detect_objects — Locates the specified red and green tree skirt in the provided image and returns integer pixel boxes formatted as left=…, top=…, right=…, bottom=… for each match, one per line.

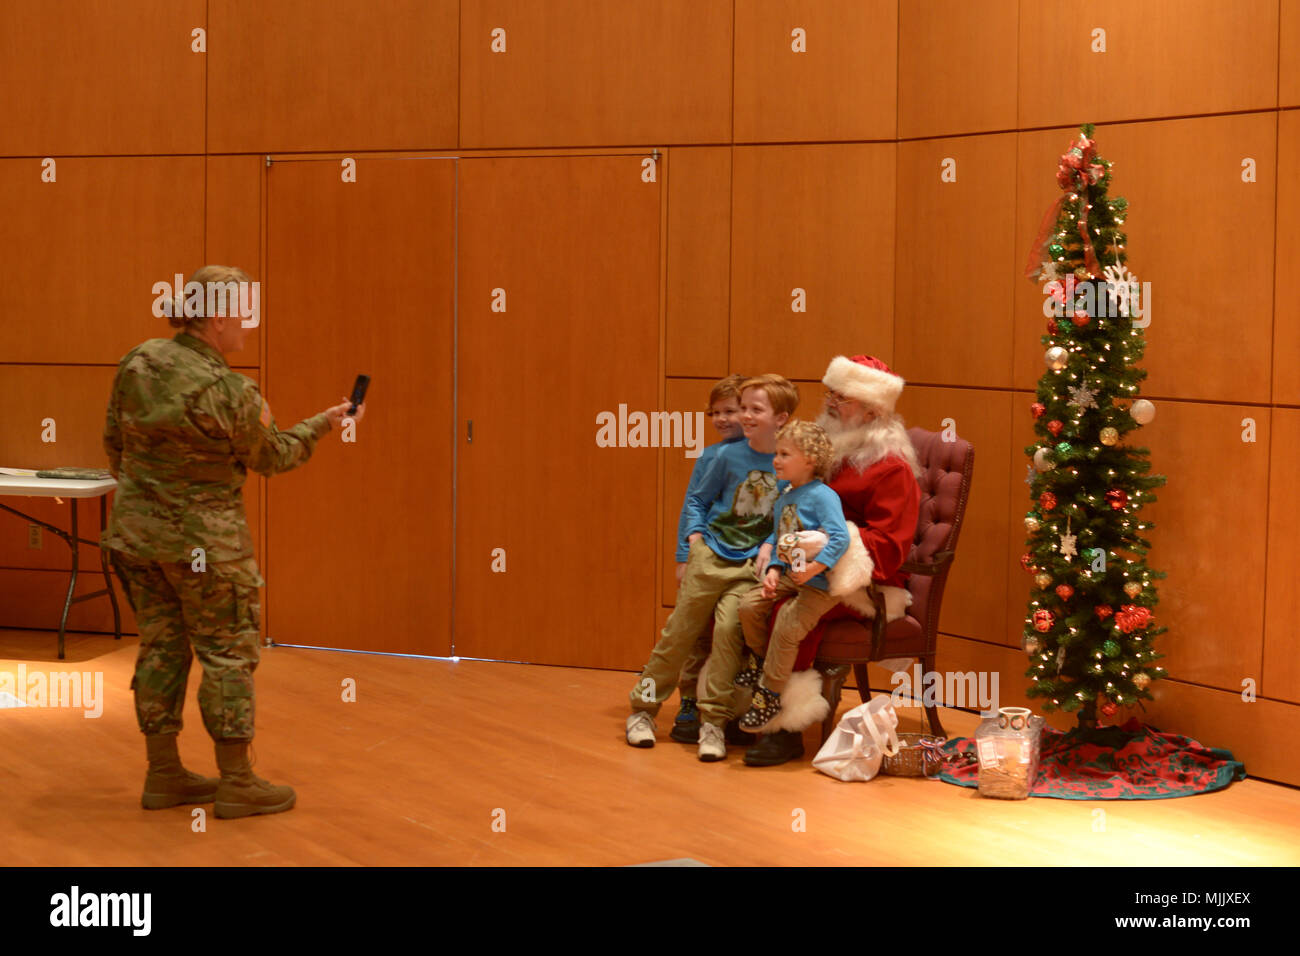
left=1021, top=123, right=1168, bottom=728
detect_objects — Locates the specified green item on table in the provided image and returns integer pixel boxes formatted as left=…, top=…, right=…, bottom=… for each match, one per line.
left=35, top=467, right=114, bottom=480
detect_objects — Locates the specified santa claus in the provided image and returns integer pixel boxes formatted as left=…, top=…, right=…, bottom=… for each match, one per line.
left=742, top=354, right=923, bottom=766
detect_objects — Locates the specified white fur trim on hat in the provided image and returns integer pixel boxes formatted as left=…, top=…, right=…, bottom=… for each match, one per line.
left=823, top=355, right=904, bottom=414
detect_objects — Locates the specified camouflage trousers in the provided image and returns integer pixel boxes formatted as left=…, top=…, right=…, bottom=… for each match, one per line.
left=109, top=550, right=263, bottom=741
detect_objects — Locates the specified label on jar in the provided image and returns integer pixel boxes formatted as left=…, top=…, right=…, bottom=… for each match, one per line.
left=977, top=739, right=999, bottom=768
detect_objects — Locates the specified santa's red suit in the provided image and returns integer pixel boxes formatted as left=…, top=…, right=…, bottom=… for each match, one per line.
left=792, top=453, right=921, bottom=671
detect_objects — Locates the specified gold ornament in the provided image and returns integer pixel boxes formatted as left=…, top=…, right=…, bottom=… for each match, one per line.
left=1025, top=516, right=1041, bottom=533
left=1099, top=427, right=1119, bottom=445
left=1045, top=346, right=1069, bottom=371
left=1025, top=636, right=1041, bottom=654
left=1133, top=673, right=1151, bottom=690
left=1124, top=582, right=1142, bottom=598
left=1035, top=572, right=1052, bottom=589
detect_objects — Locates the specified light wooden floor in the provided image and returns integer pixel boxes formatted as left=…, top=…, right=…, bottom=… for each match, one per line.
left=3, top=628, right=1299, bottom=867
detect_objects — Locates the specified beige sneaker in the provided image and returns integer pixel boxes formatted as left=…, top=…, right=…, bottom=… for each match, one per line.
left=697, top=722, right=726, bottom=762
left=626, top=712, right=656, bottom=748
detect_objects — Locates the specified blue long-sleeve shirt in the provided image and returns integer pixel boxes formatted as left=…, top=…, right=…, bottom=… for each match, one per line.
left=765, top=479, right=850, bottom=591
left=681, top=441, right=785, bottom=562
left=675, top=434, right=745, bottom=561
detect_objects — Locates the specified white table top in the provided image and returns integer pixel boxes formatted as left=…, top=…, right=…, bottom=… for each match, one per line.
left=0, top=474, right=117, bottom=498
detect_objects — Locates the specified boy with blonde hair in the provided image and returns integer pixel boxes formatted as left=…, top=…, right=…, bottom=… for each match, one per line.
left=627, top=374, right=798, bottom=761
left=735, top=419, right=849, bottom=732
left=669, top=374, right=746, bottom=743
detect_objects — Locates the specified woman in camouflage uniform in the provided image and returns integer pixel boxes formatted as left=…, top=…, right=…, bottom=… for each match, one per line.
left=103, top=264, right=365, bottom=819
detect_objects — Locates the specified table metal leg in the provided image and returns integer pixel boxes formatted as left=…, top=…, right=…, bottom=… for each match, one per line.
left=57, top=498, right=79, bottom=661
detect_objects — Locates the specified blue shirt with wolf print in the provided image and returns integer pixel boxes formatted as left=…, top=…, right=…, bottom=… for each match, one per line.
left=764, top=479, right=850, bottom=591
left=674, top=434, right=746, bottom=561
left=681, top=441, right=785, bottom=562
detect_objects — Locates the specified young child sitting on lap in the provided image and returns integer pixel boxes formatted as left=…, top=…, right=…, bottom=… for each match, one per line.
left=735, top=419, right=849, bottom=730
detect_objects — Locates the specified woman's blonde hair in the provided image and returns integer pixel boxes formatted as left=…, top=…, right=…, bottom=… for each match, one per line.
left=164, top=265, right=253, bottom=330
left=776, top=419, right=835, bottom=480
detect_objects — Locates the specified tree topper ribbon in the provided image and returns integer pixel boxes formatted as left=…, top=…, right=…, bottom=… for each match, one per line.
left=1025, top=132, right=1107, bottom=279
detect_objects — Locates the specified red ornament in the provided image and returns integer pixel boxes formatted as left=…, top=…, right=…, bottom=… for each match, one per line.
left=1030, top=402, right=1046, bottom=419
left=1032, top=609, right=1054, bottom=633
left=1020, top=552, right=1035, bottom=572
left=1039, top=491, right=1057, bottom=511
left=1071, top=310, right=1090, bottom=328
left=1095, top=605, right=1113, bottom=620
left=1047, top=420, right=1064, bottom=437
left=1115, top=604, right=1153, bottom=634
left=1047, top=318, right=1060, bottom=336
left=1100, top=699, right=1119, bottom=718
left=1105, top=488, right=1129, bottom=510
left=1055, top=584, right=1074, bottom=600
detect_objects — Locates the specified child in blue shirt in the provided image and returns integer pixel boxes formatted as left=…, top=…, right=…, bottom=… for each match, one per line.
left=627, top=375, right=799, bottom=761
left=736, top=420, right=849, bottom=730
left=669, top=374, right=747, bottom=742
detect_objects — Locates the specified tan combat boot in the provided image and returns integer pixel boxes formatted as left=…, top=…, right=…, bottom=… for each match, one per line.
left=142, top=733, right=219, bottom=810
left=213, top=740, right=296, bottom=819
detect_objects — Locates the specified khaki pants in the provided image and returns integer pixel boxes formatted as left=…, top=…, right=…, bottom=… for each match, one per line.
left=630, top=538, right=755, bottom=726
left=738, top=573, right=839, bottom=692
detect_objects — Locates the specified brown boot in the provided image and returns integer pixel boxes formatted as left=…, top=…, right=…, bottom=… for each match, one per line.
left=213, top=739, right=296, bottom=819
left=142, top=733, right=219, bottom=810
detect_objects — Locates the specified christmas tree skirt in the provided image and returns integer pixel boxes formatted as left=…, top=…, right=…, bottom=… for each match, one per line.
left=937, top=718, right=1245, bottom=799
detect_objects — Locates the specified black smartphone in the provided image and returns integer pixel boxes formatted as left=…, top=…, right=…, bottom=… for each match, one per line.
left=348, top=374, right=370, bottom=415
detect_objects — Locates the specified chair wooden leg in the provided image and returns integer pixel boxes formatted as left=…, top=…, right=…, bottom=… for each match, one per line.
left=817, top=664, right=848, bottom=744
left=920, top=653, right=945, bottom=738
left=853, top=662, right=872, bottom=705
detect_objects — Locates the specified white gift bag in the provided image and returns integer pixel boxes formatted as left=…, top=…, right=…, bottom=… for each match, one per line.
left=812, top=696, right=902, bottom=782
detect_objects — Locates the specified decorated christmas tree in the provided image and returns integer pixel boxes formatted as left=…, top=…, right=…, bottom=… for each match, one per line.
left=1021, top=124, right=1168, bottom=728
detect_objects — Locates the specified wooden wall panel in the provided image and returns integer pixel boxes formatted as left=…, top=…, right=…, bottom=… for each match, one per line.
left=456, top=155, right=659, bottom=669
left=897, top=386, right=1013, bottom=647
left=898, top=0, right=1017, bottom=139
left=0, top=366, right=124, bottom=473
left=0, top=0, right=205, bottom=157
left=734, top=0, right=896, bottom=143
left=0, top=569, right=131, bottom=638
left=1018, top=0, right=1278, bottom=128
left=896, top=133, right=1017, bottom=389
left=666, top=148, right=731, bottom=378
left=1281, top=0, right=1300, bottom=108
left=207, top=0, right=458, bottom=153
left=1275, top=110, right=1300, bottom=404
left=1139, top=402, right=1268, bottom=689
left=730, top=144, right=896, bottom=381
left=266, top=157, right=455, bottom=657
left=1264, top=409, right=1300, bottom=703
left=459, top=0, right=731, bottom=148
left=1013, top=116, right=1276, bottom=403
left=0, top=157, right=205, bottom=365
left=205, top=155, right=263, bottom=369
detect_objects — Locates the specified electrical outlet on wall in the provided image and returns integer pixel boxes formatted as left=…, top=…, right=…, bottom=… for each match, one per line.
left=28, top=524, right=42, bottom=549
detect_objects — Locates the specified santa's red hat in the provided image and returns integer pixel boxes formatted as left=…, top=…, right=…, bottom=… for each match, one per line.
left=822, top=354, right=904, bottom=413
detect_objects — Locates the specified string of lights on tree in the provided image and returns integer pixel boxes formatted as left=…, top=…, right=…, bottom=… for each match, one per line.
left=1021, top=123, right=1168, bottom=727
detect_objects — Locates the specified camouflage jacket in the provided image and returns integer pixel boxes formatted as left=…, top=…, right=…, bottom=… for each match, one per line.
left=102, top=332, right=330, bottom=564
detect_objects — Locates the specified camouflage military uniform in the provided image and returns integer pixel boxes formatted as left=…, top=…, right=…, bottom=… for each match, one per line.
left=103, top=331, right=330, bottom=741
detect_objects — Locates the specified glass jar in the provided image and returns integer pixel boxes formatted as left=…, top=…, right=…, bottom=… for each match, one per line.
left=974, top=706, right=1044, bottom=800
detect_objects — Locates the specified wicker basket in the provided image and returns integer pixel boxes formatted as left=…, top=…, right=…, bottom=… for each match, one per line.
left=880, top=733, right=946, bottom=778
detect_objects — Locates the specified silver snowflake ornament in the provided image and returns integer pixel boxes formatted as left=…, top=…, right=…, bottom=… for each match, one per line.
left=1067, top=383, right=1098, bottom=413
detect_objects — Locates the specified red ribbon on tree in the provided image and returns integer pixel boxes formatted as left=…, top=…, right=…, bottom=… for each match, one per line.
left=1024, top=132, right=1107, bottom=279
left=1115, top=604, right=1153, bottom=633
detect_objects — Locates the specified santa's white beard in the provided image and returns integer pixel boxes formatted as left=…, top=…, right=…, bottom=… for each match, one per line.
left=817, top=409, right=922, bottom=478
